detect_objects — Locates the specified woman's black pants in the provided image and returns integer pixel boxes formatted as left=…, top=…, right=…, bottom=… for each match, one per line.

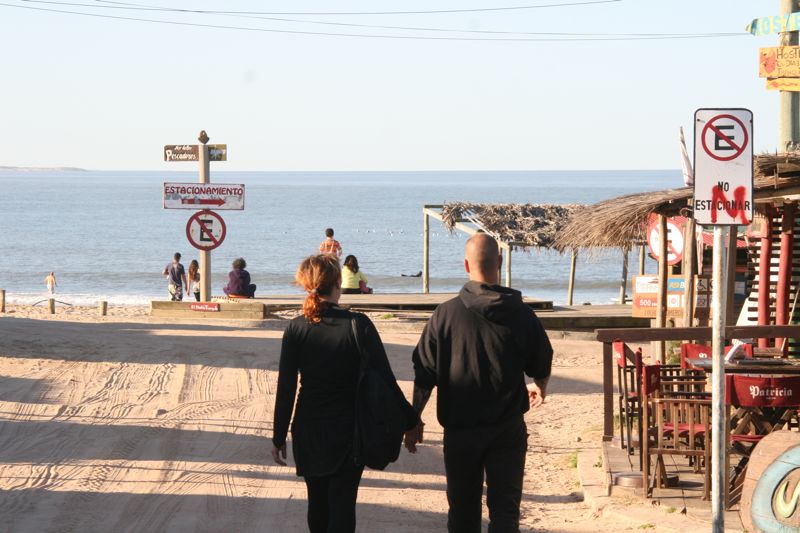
left=303, top=460, right=364, bottom=533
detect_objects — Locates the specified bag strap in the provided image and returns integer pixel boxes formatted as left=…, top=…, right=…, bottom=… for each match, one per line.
left=351, top=316, right=370, bottom=375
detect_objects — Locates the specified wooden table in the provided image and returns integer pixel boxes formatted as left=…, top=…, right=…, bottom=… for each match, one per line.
left=685, top=358, right=800, bottom=375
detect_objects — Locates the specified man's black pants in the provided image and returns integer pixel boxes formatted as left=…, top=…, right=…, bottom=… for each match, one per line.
left=443, top=415, right=528, bottom=533
left=303, top=460, right=364, bottom=533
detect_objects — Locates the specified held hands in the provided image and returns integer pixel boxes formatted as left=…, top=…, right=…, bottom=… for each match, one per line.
left=527, top=382, right=546, bottom=409
left=404, top=422, right=425, bottom=453
left=271, top=443, right=287, bottom=466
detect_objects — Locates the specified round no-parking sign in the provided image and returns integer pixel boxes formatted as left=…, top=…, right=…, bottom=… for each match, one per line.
left=186, top=210, right=226, bottom=251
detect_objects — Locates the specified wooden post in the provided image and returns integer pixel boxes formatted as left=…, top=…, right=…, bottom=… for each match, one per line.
left=422, top=210, right=430, bottom=294
left=0, top=289, right=4, bottom=313
left=777, top=203, right=795, bottom=352
left=504, top=245, right=512, bottom=288
left=655, top=215, right=669, bottom=363
left=726, top=227, right=738, bottom=325
left=198, top=134, right=211, bottom=303
left=567, top=249, right=577, bottom=306
left=98, top=301, right=108, bottom=316
left=48, top=298, right=55, bottom=314
left=758, top=208, right=774, bottom=348
left=603, top=341, right=614, bottom=441
left=639, top=244, right=646, bottom=275
left=683, top=218, right=696, bottom=328
left=618, top=247, right=629, bottom=304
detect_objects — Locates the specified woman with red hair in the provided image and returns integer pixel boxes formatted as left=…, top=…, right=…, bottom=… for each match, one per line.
left=271, top=254, right=416, bottom=533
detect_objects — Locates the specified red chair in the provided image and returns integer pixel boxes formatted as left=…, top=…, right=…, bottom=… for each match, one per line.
left=724, top=374, right=800, bottom=508
left=614, top=341, right=643, bottom=455
left=642, top=364, right=711, bottom=500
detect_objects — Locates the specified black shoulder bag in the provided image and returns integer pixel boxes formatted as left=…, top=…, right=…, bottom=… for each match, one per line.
left=351, top=317, right=407, bottom=470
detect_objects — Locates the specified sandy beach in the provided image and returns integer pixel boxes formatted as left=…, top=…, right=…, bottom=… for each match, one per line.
left=0, top=308, right=648, bottom=532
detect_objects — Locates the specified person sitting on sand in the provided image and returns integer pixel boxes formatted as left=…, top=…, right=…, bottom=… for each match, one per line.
left=44, top=272, right=57, bottom=295
left=319, top=228, right=342, bottom=259
left=341, top=255, right=372, bottom=294
left=223, top=257, right=256, bottom=298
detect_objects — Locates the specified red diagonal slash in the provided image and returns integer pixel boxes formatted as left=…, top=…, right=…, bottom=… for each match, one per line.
left=706, top=122, right=742, bottom=152
left=197, top=217, right=219, bottom=246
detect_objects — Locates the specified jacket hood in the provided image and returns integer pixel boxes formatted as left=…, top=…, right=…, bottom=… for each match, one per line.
left=458, top=281, right=526, bottom=323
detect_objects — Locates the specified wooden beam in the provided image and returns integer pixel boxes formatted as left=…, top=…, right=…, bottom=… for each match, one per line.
left=603, top=341, right=614, bottom=441
left=618, top=248, right=629, bottom=304
left=639, top=244, right=646, bottom=275
left=423, top=210, right=430, bottom=294
left=726, top=227, right=738, bottom=325
left=504, top=246, right=512, bottom=287
left=596, top=324, right=800, bottom=343
left=655, top=215, right=669, bottom=362
left=567, top=249, right=577, bottom=306
left=682, top=218, right=696, bottom=328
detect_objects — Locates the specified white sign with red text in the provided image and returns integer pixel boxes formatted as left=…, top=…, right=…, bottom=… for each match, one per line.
left=163, top=182, right=245, bottom=210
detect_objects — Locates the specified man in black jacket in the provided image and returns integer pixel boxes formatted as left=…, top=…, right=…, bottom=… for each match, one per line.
left=405, top=233, right=553, bottom=533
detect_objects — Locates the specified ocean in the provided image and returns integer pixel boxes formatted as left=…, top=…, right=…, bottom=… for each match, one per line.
left=0, top=170, right=680, bottom=306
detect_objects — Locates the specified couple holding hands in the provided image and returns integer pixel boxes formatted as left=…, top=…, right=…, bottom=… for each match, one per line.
left=272, top=234, right=553, bottom=533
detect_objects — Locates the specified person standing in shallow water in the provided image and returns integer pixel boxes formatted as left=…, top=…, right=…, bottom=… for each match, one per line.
left=405, top=234, right=553, bottom=533
left=44, top=272, right=57, bottom=295
left=319, top=228, right=342, bottom=260
left=271, top=254, right=416, bottom=533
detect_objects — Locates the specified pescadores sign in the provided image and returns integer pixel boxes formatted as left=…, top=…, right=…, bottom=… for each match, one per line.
left=747, top=13, right=800, bottom=36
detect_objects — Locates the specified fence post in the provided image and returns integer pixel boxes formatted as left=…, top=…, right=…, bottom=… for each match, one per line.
left=48, top=298, right=55, bottom=314
left=0, top=289, right=5, bottom=313
left=99, top=301, right=108, bottom=316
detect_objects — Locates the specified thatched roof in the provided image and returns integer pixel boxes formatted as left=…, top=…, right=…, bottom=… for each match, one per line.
left=554, top=152, right=800, bottom=251
left=440, top=202, right=581, bottom=250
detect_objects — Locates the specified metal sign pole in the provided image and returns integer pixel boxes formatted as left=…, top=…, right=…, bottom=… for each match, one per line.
left=710, top=225, right=729, bottom=532
left=198, top=136, right=211, bottom=302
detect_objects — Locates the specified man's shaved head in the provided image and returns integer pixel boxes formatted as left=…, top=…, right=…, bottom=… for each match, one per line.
left=465, top=234, right=501, bottom=281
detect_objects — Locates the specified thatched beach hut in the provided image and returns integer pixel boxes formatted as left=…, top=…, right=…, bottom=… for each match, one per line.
left=421, top=202, right=582, bottom=293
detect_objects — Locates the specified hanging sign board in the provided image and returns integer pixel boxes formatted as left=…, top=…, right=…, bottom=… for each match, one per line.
left=693, top=109, right=754, bottom=226
left=747, top=14, right=800, bottom=36
left=164, top=144, right=227, bottom=162
left=766, top=78, right=800, bottom=91
left=759, top=47, right=800, bottom=78
left=646, top=214, right=684, bottom=266
left=186, top=210, right=227, bottom=251
left=163, top=183, right=245, bottom=210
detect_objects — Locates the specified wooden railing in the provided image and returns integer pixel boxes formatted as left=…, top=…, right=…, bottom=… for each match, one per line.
left=596, top=325, right=800, bottom=441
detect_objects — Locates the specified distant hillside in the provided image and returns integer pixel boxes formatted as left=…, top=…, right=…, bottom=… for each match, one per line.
left=0, top=166, right=87, bottom=172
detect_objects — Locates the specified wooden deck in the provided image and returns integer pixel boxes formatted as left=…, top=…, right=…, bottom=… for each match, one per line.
left=248, top=292, right=554, bottom=311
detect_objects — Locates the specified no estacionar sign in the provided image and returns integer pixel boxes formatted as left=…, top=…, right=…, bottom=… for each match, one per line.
left=692, top=109, right=753, bottom=226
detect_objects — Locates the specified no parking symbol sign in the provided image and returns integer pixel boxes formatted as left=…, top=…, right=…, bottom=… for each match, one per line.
left=693, top=109, right=753, bottom=226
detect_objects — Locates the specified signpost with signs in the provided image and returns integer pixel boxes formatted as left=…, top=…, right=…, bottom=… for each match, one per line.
left=631, top=275, right=710, bottom=319
left=163, top=131, right=233, bottom=302
left=693, top=108, right=753, bottom=532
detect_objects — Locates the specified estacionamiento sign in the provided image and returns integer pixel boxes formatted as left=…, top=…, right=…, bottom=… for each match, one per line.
left=163, top=182, right=245, bottom=210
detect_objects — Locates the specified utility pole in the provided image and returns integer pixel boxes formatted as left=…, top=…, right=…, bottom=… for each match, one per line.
left=780, top=0, right=800, bottom=150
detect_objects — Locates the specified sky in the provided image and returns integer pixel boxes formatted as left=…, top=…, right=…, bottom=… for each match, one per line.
left=0, top=1, right=786, bottom=171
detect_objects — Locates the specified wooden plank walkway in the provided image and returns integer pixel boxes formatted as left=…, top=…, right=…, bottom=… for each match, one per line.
left=249, top=292, right=554, bottom=311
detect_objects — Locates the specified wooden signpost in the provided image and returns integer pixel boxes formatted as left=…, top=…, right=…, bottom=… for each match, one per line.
left=163, top=131, right=234, bottom=302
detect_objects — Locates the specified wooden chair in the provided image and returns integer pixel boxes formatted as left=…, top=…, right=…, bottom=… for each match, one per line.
left=642, top=364, right=711, bottom=500
left=614, top=341, right=642, bottom=455
left=680, top=342, right=753, bottom=371
left=724, top=374, right=800, bottom=509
